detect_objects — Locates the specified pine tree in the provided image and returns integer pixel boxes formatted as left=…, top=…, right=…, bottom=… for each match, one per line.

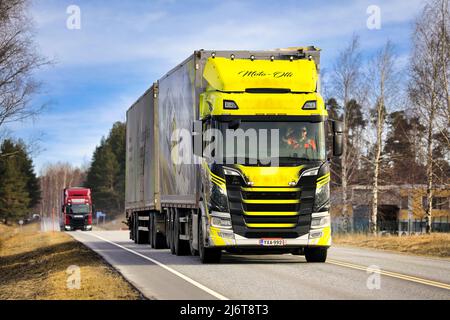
left=107, top=122, right=126, bottom=212
left=0, top=139, right=40, bottom=223
left=0, top=148, right=31, bottom=224
left=86, top=138, right=120, bottom=213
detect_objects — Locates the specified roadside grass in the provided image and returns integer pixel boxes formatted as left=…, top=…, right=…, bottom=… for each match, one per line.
left=333, top=232, right=450, bottom=258
left=0, top=223, right=141, bottom=300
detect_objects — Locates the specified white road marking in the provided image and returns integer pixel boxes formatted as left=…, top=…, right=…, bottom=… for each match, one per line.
left=81, top=232, right=229, bottom=300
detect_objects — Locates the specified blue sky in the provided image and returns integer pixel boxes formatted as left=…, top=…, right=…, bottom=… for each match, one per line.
left=6, top=0, right=426, bottom=174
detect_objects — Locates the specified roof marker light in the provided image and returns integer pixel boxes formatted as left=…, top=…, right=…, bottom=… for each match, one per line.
left=289, top=56, right=294, bottom=62
left=250, top=55, right=255, bottom=61
left=211, top=52, right=216, bottom=58
left=230, top=54, right=235, bottom=60
left=308, top=55, right=313, bottom=61
left=270, top=55, right=275, bottom=61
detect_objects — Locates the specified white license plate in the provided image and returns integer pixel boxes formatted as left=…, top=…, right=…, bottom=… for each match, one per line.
left=74, top=215, right=84, bottom=219
left=259, top=238, right=286, bottom=246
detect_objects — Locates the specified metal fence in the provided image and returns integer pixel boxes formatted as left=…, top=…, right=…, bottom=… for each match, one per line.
left=331, top=216, right=450, bottom=234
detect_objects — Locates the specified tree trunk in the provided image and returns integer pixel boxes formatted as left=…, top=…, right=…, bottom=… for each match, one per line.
left=425, top=100, right=435, bottom=234
left=341, top=94, right=349, bottom=233
left=341, top=123, right=348, bottom=232
left=371, top=101, right=383, bottom=235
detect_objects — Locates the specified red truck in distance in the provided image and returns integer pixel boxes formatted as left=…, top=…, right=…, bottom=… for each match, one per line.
left=61, top=187, right=93, bottom=231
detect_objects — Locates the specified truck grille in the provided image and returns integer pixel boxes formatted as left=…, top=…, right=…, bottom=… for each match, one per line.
left=242, top=191, right=300, bottom=200
left=69, top=216, right=87, bottom=229
left=225, top=173, right=313, bottom=239
left=241, top=188, right=300, bottom=228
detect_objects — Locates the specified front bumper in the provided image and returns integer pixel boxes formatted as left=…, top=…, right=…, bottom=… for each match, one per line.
left=207, top=211, right=331, bottom=248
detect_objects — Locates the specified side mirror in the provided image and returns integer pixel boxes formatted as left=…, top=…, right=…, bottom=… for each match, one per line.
left=332, top=120, right=343, bottom=157
left=192, top=120, right=203, bottom=157
left=229, top=119, right=241, bottom=130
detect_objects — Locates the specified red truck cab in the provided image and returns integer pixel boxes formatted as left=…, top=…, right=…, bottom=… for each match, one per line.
left=61, top=187, right=93, bottom=231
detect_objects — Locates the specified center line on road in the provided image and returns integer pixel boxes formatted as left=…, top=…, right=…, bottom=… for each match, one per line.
left=327, top=259, right=450, bottom=291
left=80, top=232, right=229, bottom=300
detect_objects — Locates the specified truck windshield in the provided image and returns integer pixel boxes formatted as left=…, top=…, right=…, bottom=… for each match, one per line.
left=69, top=204, right=90, bottom=214
left=217, top=121, right=326, bottom=165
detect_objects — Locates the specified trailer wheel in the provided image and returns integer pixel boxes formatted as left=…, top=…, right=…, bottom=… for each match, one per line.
left=304, top=247, right=327, bottom=262
left=198, top=216, right=221, bottom=263
left=136, top=213, right=149, bottom=245
left=136, top=229, right=148, bottom=244
left=174, top=209, right=190, bottom=256
left=189, top=210, right=198, bottom=256
left=151, top=212, right=166, bottom=249
left=132, top=213, right=137, bottom=243
left=169, top=209, right=176, bottom=254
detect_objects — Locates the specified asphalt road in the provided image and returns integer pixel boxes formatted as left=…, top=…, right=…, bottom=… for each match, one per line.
left=70, top=230, right=450, bottom=300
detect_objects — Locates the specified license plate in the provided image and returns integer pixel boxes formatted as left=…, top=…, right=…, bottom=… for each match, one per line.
left=259, top=238, right=286, bottom=246
left=74, top=215, right=84, bottom=219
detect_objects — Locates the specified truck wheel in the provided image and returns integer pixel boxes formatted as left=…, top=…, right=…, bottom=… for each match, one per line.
left=169, top=209, right=176, bottom=254
left=198, top=217, right=221, bottom=263
left=165, top=210, right=171, bottom=249
left=189, top=211, right=198, bottom=256
left=149, top=213, right=154, bottom=248
left=151, top=212, right=166, bottom=249
left=136, top=214, right=149, bottom=245
left=132, top=214, right=137, bottom=243
left=174, top=209, right=190, bottom=256
left=304, top=247, right=327, bottom=263
left=137, top=229, right=148, bottom=244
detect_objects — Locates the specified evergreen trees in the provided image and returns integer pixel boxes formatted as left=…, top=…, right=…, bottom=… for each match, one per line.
left=0, top=139, right=40, bottom=224
left=85, top=122, right=126, bottom=215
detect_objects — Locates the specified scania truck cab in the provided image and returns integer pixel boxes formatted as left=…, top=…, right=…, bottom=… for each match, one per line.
left=193, top=52, right=343, bottom=262
left=61, top=187, right=93, bottom=231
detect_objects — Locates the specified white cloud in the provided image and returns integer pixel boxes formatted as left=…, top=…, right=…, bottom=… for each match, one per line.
left=9, top=92, right=135, bottom=173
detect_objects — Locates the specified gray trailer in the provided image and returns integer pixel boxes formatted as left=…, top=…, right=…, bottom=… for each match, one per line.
left=125, top=54, right=201, bottom=249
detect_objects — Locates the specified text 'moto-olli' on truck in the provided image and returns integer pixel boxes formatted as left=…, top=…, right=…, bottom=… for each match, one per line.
left=126, top=47, right=343, bottom=263
left=61, top=187, right=93, bottom=231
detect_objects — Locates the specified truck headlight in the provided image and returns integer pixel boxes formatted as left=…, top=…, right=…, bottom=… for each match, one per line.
left=311, top=215, right=330, bottom=227
left=210, top=184, right=229, bottom=212
left=211, top=216, right=232, bottom=228
left=314, top=182, right=330, bottom=211
left=210, top=211, right=232, bottom=229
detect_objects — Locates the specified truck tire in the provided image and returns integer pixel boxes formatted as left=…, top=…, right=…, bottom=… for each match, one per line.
left=132, top=214, right=137, bottom=243
left=136, top=229, right=148, bottom=244
left=149, top=213, right=154, bottom=248
left=169, top=209, right=176, bottom=254
left=198, top=216, right=221, bottom=263
left=151, top=212, right=166, bottom=249
left=136, top=213, right=149, bottom=245
left=189, top=211, right=198, bottom=256
left=174, top=209, right=190, bottom=256
left=304, top=247, right=327, bottom=263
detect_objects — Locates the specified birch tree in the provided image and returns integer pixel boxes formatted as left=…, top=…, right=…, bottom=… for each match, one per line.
left=329, top=35, right=364, bottom=232
left=409, top=0, right=450, bottom=233
left=366, top=41, right=399, bottom=235
left=39, top=163, right=85, bottom=219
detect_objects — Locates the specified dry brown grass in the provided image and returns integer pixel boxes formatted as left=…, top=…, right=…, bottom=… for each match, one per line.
left=0, top=223, right=141, bottom=300
left=333, top=233, right=450, bottom=258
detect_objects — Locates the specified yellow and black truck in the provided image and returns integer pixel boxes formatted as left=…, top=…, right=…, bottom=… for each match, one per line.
left=126, top=47, right=343, bottom=263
